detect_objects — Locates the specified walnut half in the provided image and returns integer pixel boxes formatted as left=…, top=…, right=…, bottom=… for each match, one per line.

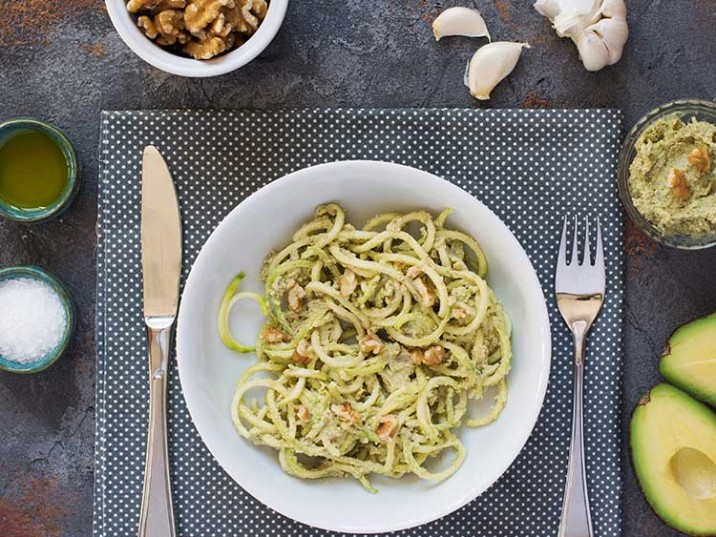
left=688, top=145, right=711, bottom=174
left=184, top=36, right=231, bottom=59
left=423, top=345, right=446, bottom=366
left=667, top=168, right=691, bottom=201
left=260, top=326, right=286, bottom=344
left=331, top=402, right=361, bottom=424
left=360, top=332, right=385, bottom=355
left=338, top=269, right=358, bottom=297
left=287, top=283, right=307, bottom=312
left=377, top=415, right=399, bottom=442
left=412, top=345, right=445, bottom=367
left=155, top=10, right=186, bottom=45
left=127, top=0, right=159, bottom=13
left=296, top=405, right=311, bottom=423
left=291, top=339, right=313, bottom=365
left=138, top=15, right=159, bottom=39
left=413, top=276, right=436, bottom=309
left=184, top=0, right=231, bottom=34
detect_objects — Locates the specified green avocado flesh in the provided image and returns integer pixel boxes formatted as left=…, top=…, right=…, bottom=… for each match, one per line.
left=659, top=312, right=716, bottom=407
left=630, top=384, right=716, bottom=536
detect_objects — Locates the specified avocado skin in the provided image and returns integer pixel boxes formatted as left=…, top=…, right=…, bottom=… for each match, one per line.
left=659, top=312, right=716, bottom=407
left=630, top=384, right=716, bottom=537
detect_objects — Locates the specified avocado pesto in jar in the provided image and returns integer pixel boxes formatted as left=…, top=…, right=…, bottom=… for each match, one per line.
left=628, top=116, right=716, bottom=237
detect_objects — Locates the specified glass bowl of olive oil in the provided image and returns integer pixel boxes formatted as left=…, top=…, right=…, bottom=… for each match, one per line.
left=0, top=118, right=80, bottom=223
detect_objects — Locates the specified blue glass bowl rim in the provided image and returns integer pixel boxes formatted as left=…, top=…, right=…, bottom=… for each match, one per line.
left=0, top=266, right=76, bottom=374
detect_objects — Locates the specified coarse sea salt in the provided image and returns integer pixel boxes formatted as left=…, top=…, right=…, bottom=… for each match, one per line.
left=0, top=277, right=67, bottom=364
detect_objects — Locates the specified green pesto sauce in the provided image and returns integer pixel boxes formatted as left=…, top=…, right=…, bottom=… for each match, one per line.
left=0, top=130, right=68, bottom=210
left=629, top=117, right=716, bottom=237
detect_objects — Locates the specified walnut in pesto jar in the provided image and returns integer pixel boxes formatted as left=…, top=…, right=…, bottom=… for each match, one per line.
left=629, top=117, right=716, bottom=237
left=128, top=0, right=268, bottom=60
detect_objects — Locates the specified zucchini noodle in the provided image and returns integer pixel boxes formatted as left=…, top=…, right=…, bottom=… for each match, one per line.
left=227, top=204, right=512, bottom=491
left=218, top=272, right=267, bottom=353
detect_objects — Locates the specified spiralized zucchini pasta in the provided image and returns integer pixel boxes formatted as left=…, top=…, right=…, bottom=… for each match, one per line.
left=221, top=204, right=512, bottom=492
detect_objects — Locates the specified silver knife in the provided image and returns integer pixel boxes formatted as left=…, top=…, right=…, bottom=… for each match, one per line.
left=139, top=145, right=181, bottom=537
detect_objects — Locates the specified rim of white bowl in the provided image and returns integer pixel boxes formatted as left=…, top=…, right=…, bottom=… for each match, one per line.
left=105, top=0, right=289, bottom=77
left=176, top=160, right=552, bottom=533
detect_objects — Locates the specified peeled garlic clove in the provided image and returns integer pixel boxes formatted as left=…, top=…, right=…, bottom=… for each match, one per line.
left=466, top=42, right=530, bottom=100
left=432, top=7, right=490, bottom=41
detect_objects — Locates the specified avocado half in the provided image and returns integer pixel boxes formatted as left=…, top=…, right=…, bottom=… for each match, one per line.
left=630, top=384, right=716, bottom=536
left=659, top=312, right=716, bottom=407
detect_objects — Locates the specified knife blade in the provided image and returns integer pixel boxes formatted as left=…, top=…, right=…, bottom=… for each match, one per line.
left=141, top=145, right=182, bottom=319
left=138, top=145, right=181, bottom=537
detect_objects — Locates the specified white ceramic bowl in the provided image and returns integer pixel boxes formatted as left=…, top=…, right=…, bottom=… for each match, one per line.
left=177, top=161, right=552, bottom=533
left=105, top=0, right=288, bottom=77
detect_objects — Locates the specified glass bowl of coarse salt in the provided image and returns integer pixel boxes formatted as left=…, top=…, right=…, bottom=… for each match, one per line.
left=0, top=266, right=75, bottom=374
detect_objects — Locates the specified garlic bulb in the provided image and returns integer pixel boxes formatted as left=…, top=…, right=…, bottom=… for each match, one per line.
left=465, top=42, right=530, bottom=101
left=534, top=0, right=628, bottom=71
left=432, top=7, right=490, bottom=41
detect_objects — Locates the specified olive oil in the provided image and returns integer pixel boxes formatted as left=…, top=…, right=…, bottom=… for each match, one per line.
left=0, top=130, right=68, bottom=209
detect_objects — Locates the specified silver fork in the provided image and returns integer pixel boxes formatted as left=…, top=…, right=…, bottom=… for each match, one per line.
left=555, top=217, right=605, bottom=537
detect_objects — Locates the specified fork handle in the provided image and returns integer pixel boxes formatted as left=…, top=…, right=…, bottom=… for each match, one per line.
left=558, top=329, right=593, bottom=537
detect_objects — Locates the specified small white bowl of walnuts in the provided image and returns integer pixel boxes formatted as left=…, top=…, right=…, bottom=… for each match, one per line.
left=106, top=0, right=288, bottom=77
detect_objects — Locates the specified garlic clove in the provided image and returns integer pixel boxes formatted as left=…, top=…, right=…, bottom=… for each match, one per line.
left=553, top=10, right=590, bottom=36
left=432, top=7, right=491, bottom=41
left=574, top=31, right=610, bottom=71
left=598, top=0, right=627, bottom=19
left=547, top=0, right=596, bottom=36
left=537, top=0, right=595, bottom=19
left=466, top=42, right=530, bottom=100
left=534, top=0, right=562, bottom=19
left=584, top=16, right=628, bottom=65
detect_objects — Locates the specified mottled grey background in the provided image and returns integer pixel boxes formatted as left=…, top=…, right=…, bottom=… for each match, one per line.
left=0, top=1, right=715, bottom=536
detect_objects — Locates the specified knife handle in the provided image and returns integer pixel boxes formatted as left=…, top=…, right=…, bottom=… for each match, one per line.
left=138, top=319, right=177, bottom=537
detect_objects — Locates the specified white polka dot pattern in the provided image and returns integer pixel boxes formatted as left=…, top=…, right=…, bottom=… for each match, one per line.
left=94, top=109, right=624, bottom=537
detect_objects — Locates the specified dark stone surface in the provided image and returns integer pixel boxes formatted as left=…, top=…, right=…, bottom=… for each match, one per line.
left=0, top=1, right=715, bottom=536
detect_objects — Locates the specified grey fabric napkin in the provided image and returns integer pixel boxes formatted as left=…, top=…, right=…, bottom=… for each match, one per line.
left=95, top=108, right=623, bottom=537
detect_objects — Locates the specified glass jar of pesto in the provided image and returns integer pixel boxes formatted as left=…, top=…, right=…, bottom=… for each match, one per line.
left=618, top=100, right=716, bottom=249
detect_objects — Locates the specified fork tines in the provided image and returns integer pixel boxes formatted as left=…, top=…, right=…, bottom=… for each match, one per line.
left=555, top=216, right=605, bottom=296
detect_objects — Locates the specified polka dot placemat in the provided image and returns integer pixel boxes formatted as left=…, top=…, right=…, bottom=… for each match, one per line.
left=95, top=109, right=623, bottom=537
